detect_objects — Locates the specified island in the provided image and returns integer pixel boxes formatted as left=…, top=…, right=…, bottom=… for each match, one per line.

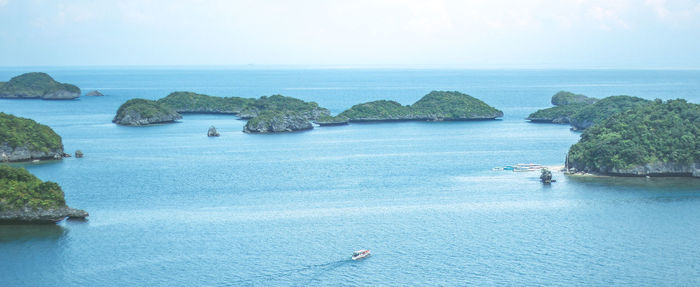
left=237, top=95, right=330, bottom=120
left=0, top=165, right=88, bottom=223
left=314, top=115, right=350, bottom=126
left=85, top=90, right=104, bottom=97
left=113, top=98, right=183, bottom=126
left=567, top=99, right=699, bottom=177
left=568, top=95, right=649, bottom=130
left=114, top=90, right=502, bottom=132
left=527, top=92, right=649, bottom=130
left=243, top=111, right=314, bottom=133
left=1, top=113, right=65, bottom=162
left=0, top=72, right=80, bottom=100
left=338, top=91, right=503, bottom=122
left=157, top=91, right=253, bottom=114
left=551, top=91, right=598, bottom=106
left=116, top=92, right=329, bottom=131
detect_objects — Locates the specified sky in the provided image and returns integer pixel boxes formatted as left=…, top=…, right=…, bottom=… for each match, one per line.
left=1, top=0, right=699, bottom=68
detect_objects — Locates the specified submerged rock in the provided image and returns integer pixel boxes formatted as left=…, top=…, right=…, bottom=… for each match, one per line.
left=208, top=126, right=220, bottom=137
left=75, top=150, right=83, bottom=158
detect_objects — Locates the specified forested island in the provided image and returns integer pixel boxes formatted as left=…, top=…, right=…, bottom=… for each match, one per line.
left=528, top=91, right=649, bottom=130
left=339, top=91, right=503, bottom=122
left=0, top=72, right=80, bottom=100
left=113, top=90, right=501, bottom=132
left=567, top=99, right=699, bottom=177
left=0, top=165, right=87, bottom=223
left=113, top=99, right=183, bottom=126
left=0, top=113, right=65, bottom=162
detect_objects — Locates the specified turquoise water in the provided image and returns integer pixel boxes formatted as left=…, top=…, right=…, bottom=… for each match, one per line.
left=1, top=69, right=699, bottom=286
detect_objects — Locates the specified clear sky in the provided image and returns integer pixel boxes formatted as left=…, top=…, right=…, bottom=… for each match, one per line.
left=1, top=0, right=699, bottom=68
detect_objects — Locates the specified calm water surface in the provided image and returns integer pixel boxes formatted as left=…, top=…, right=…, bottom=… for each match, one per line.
left=1, top=69, right=699, bottom=286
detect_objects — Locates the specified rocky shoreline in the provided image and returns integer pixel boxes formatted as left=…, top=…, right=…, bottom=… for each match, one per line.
left=0, top=205, right=88, bottom=224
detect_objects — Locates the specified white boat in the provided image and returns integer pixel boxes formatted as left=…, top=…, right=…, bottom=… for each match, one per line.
left=352, top=249, right=371, bottom=260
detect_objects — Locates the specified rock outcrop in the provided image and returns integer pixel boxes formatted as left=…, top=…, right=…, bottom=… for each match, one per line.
left=0, top=144, right=64, bottom=162
left=0, top=72, right=80, bottom=100
left=208, top=126, right=220, bottom=137
left=75, top=150, right=83, bottom=158
left=85, top=90, right=104, bottom=97
left=0, top=206, right=89, bottom=223
left=113, top=98, right=183, bottom=126
left=243, top=111, right=313, bottom=133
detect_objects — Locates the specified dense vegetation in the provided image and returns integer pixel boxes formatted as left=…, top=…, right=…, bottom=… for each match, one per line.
left=0, top=72, right=79, bottom=98
left=526, top=103, right=589, bottom=123
left=528, top=92, right=650, bottom=129
left=551, top=91, right=598, bottom=106
left=568, top=99, right=699, bottom=172
left=314, top=115, right=349, bottom=125
left=113, top=98, right=182, bottom=126
left=411, top=91, right=503, bottom=119
left=338, top=91, right=502, bottom=121
left=569, top=95, right=649, bottom=129
left=239, top=95, right=328, bottom=119
left=0, top=165, right=66, bottom=209
left=244, top=110, right=313, bottom=133
left=158, top=91, right=254, bottom=114
left=0, top=112, right=63, bottom=152
left=339, top=100, right=413, bottom=120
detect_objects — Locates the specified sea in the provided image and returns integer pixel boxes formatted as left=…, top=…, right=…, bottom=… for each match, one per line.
left=0, top=68, right=699, bottom=286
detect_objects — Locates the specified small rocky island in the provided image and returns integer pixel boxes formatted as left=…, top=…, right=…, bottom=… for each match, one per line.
left=0, top=165, right=88, bottom=223
left=85, top=90, right=104, bottom=97
left=0, top=72, right=80, bottom=100
left=567, top=99, right=699, bottom=177
left=244, top=111, right=314, bottom=133
left=338, top=91, right=503, bottom=122
left=528, top=91, right=649, bottom=130
left=113, top=99, right=183, bottom=126
left=1, top=113, right=65, bottom=162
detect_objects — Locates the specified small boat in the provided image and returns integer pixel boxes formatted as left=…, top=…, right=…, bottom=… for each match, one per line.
left=352, top=249, right=371, bottom=260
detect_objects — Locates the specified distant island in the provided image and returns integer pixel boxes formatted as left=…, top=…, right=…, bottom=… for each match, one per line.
left=243, top=111, right=314, bottom=133
left=114, top=92, right=331, bottom=132
left=113, top=99, right=183, bottom=126
left=567, top=99, right=699, bottom=177
left=339, top=91, right=503, bottom=122
left=113, top=90, right=502, bottom=132
left=528, top=91, right=649, bottom=130
left=0, top=72, right=80, bottom=100
left=157, top=91, right=253, bottom=115
left=1, top=113, right=66, bottom=162
left=0, top=165, right=87, bottom=223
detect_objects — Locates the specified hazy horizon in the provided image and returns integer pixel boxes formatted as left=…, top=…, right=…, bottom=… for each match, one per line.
left=2, top=0, right=700, bottom=69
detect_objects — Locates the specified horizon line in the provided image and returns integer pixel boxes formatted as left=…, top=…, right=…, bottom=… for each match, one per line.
left=1, top=64, right=699, bottom=71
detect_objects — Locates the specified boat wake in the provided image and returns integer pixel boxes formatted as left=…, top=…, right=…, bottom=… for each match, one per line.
left=219, top=259, right=352, bottom=286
